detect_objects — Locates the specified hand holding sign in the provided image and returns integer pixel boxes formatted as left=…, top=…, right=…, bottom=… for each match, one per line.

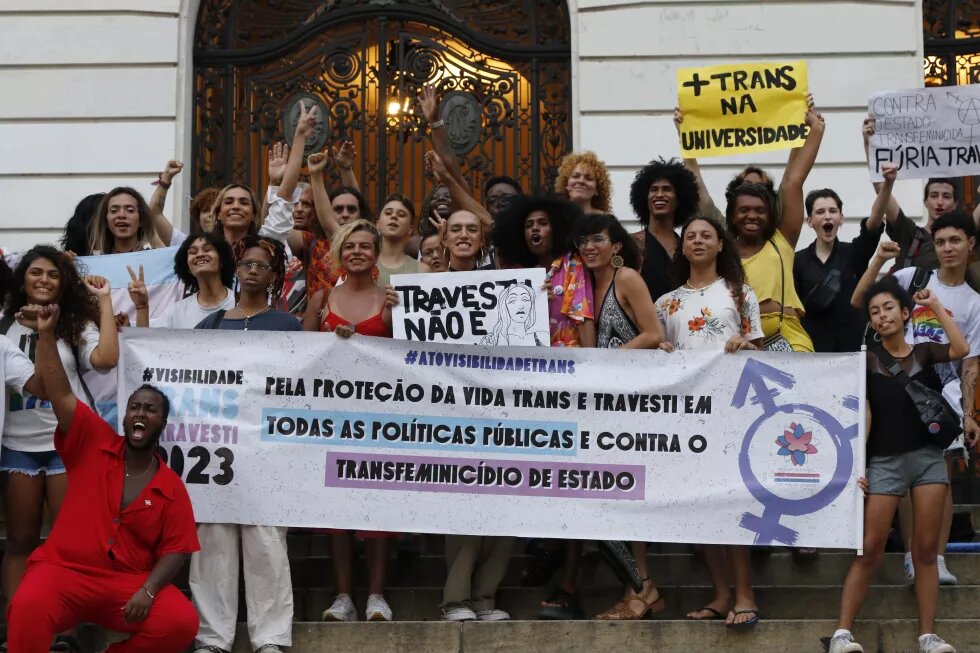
left=677, top=61, right=809, bottom=158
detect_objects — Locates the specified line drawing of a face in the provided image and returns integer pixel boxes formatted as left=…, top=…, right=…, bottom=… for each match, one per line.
left=505, top=286, right=533, bottom=327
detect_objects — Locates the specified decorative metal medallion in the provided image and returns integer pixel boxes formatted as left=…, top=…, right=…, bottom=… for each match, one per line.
left=283, top=93, right=330, bottom=155
left=438, top=90, right=482, bottom=156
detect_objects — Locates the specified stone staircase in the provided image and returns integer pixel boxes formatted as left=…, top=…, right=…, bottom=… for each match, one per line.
left=71, top=504, right=980, bottom=653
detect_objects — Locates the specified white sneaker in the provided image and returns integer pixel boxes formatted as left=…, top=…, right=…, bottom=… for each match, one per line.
left=828, top=630, right=864, bottom=653
left=937, top=556, right=958, bottom=586
left=475, top=608, right=510, bottom=621
left=919, top=633, right=956, bottom=653
left=441, top=604, right=477, bottom=621
left=322, top=593, right=358, bottom=622
left=366, top=593, right=393, bottom=621
left=904, top=551, right=915, bottom=584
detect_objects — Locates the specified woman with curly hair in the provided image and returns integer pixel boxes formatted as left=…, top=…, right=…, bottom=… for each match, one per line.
left=656, top=216, right=764, bottom=628
left=555, top=151, right=612, bottom=215
left=88, top=187, right=164, bottom=255
left=1, top=246, right=119, bottom=641
left=628, top=157, right=701, bottom=302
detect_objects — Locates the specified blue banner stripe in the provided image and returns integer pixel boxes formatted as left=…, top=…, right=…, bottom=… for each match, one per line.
left=77, top=247, right=179, bottom=288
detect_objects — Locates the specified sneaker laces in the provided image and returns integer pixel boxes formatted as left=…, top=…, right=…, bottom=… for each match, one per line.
left=919, top=634, right=951, bottom=652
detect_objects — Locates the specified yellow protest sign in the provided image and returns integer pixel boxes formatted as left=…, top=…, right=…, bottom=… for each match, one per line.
left=677, top=61, right=809, bottom=158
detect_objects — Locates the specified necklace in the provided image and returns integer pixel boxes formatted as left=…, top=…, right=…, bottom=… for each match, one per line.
left=683, top=277, right=720, bottom=296
left=235, top=303, right=270, bottom=331
left=125, top=457, right=155, bottom=479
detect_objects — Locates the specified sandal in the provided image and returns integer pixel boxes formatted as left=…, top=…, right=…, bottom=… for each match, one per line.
left=686, top=605, right=726, bottom=620
left=538, top=588, right=584, bottom=620
left=595, top=583, right=664, bottom=620
left=726, top=608, right=760, bottom=630
left=50, top=635, right=82, bottom=653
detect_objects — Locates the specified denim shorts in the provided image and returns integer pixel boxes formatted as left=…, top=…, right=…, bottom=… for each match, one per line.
left=867, top=446, right=948, bottom=496
left=0, top=446, right=66, bottom=476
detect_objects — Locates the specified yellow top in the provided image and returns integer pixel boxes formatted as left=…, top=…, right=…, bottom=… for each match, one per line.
left=741, top=230, right=805, bottom=313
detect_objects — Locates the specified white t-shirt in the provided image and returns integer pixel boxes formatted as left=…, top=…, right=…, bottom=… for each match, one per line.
left=2, top=324, right=101, bottom=451
left=150, top=288, right=235, bottom=329
left=0, top=334, right=34, bottom=442
left=891, top=267, right=980, bottom=419
left=655, top=279, right=764, bottom=351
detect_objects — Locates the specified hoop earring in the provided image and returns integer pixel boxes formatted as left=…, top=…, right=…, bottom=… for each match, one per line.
left=872, top=331, right=882, bottom=342
left=611, top=254, right=624, bottom=269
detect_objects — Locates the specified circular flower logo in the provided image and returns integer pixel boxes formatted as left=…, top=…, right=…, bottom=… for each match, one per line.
left=776, top=422, right=818, bottom=466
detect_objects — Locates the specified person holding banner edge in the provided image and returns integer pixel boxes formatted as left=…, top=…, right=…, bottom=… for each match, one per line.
left=828, top=280, right=966, bottom=653
left=7, top=302, right=200, bottom=652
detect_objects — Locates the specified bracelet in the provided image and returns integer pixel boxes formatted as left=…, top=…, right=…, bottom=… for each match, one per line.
left=154, top=174, right=172, bottom=189
left=430, top=120, right=445, bottom=130
left=142, top=586, right=155, bottom=600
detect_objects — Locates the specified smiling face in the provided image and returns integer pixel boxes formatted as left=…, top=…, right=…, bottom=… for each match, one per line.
left=732, top=194, right=770, bottom=242
left=925, top=182, right=956, bottom=222
left=293, top=187, right=315, bottom=231
left=420, top=234, right=448, bottom=272
left=331, top=192, right=361, bottom=226
left=219, top=187, right=255, bottom=230
left=505, top=287, right=533, bottom=324
left=107, top=193, right=140, bottom=241
left=524, top=210, right=553, bottom=259
left=446, top=211, right=484, bottom=261
left=807, top=197, right=844, bottom=245
left=24, top=257, right=62, bottom=305
left=867, top=291, right=909, bottom=338
left=681, top=219, right=722, bottom=267
left=236, top=246, right=274, bottom=293
left=576, top=229, right=618, bottom=270
left=378, top=200, right=413, bottom=241
left=430, top=185, right=453, bottom=219
left=566, top=163, right=597, bottom=205
left=123, top=388, right=167, bottom=450
left=186, top=237, right=220, bottom=279
left=340, top=229, right=379, bottom=274
left=648, top=179, right=678, bottom=222
left=933, top=225, right=974, bottom=270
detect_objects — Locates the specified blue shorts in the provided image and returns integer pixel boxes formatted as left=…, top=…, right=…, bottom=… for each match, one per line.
left=0, top=446, right=66, bottom=476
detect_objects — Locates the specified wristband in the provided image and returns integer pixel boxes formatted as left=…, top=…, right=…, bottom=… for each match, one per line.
left=430, top=120, right=445, bottom=130
left=142, top=586, right=155, bottom=600
left=153, top=174, right=172, bottom=189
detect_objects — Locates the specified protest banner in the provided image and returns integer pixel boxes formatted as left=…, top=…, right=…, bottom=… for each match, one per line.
left=118, top=329, right=865, bottom=549
left=391, top=268, right=549, bottom=345
left=677, top=60, right=809, bottom=158
left=867, top=83, right=980, bottom=181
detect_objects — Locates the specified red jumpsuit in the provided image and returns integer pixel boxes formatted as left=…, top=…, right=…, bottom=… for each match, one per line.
left=7, top=402, right=201, bottom=652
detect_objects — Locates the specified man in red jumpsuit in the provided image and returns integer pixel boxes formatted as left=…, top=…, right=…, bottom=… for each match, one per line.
left=7, top=304, right=200, bottom=652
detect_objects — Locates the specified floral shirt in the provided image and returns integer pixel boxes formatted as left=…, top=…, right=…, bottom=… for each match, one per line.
left=546, top=252, right=594, bottom=347
left=655, top=279, right=763, bottom=350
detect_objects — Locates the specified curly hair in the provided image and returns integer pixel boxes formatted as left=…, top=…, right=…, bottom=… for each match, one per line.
left=329, top=186, right=372, bottom=221
left=0, top=256, right=13, bottom=304
left=725, top=166, right=776, bottom=199
left=483, top=175, right=523, bottom=198
left=573, top=213, right=641, bottom=270
left=491, top=194, right=582, bottom=268
left=189, top=187, right=220, bottom=233
left=329, top=219, right=382, bottom=273
left=237, top=235, right=287, bottom=304
left=629, top=158, right=700, bottom=228
left=670, top=216, right=748, bottom=328
left=61, top=193, right=105, bottom=256
left=5, top=245, right=99, bottom=346
left=554, top=151, right=612, bottom=213
left=863, top=278, right=914, bottom=325
left=725, top=183, right=778, bottom=243
left=88, top=187, right=156, bottom=254
left=174, top=232, right=236, bottom=292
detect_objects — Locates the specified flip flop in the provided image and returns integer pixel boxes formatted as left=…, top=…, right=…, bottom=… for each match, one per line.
left=687, top=606, right=726, bottom=620
left=726, top=608, right=759, bottom=630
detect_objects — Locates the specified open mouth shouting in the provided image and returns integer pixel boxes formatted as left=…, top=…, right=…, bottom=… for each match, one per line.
left=131, top=419, right=147, bottom=442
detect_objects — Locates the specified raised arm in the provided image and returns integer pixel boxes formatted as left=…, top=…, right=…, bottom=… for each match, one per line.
left=424, top=150, right=490, bottom=223
left=332, top=140, right=360, bottom=192
left=34, top=305, right=76, bottom=432
left=148, top=160, right=183, bottom=246
left=867, top=162, right=898, bottom=233
left=279, top=100, right=316, bottom=202
left=674, top=107, right=716, bottom=217
left=83, top=275, right=120, bottom=368
left=778, top=108, right=825, bottom=248
left=307, top=150, right=341, bottom=237
left=127, top=265, right=150, bottom=328
left=850, top=241, right=899, bottom=308
left=863, top=115, right=903, bottom=223
left=419, top=87, right=466, bottom=189
left=916, top=290, right=969, bottom=360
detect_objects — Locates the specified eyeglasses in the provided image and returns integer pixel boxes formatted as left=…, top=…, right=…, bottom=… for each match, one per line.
left=486, top=195, right=515, bottom=209
left=575, top=234, right=610, bottom=248
left=237, top=261, right=272, bottom=273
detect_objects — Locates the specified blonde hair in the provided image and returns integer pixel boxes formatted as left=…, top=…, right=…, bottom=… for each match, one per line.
left=554, top=151, right=612, bottom=212
left=88, top=187, right=156, bottom=254
left=441, top=210, right=489, bottom=250
left=209, top=184, right=261, bottom=235
left=329, top=219, right=381, bottom=272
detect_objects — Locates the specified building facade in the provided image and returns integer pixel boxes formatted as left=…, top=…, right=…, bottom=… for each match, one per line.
left=0, top=1, right=937, bottom=250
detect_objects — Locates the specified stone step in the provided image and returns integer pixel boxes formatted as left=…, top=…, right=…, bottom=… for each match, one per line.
left=81, top=619, right=980, bottom=653
left=292, top=585, right=980, bottom=621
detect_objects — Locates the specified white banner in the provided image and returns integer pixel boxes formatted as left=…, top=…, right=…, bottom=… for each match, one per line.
left=391, top=269, right=549, bottom=345
left=868, top=83, right=980, bottom=181
left=118, top=329, right=865, bottom=549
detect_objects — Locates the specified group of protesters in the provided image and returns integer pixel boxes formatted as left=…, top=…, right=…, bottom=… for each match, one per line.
left=0, top=86, right=977, bottom=653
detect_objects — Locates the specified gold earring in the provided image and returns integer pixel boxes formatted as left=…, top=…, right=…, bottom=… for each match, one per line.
left=611, top=254, right=624, bottom=269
